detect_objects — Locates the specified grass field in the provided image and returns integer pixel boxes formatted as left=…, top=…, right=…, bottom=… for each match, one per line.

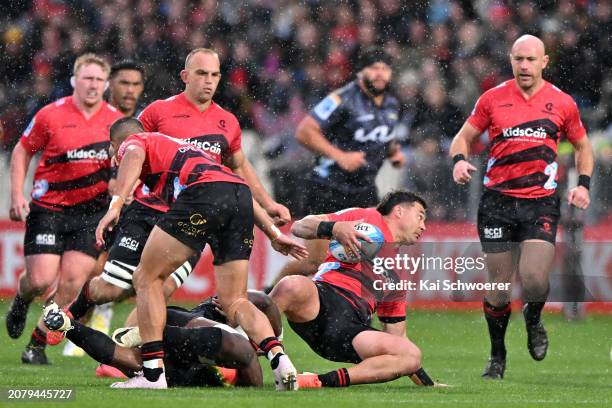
left=1, top=301, right=610, bottom=408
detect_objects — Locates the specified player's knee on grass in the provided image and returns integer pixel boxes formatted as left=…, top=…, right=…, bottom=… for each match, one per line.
left=400, top=342, right=422, bottom=375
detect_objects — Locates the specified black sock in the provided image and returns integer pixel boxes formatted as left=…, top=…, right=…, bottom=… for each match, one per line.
left=141, top=341, right=164, bottom=382
left=523, top=301, right=545, bottom=326
left=483, top=300, right=511, bottom=360
left=28, top=327, right=47, bottom=348
left=68, top=280, right=95, bottom=320
left=318, top=368, right=350, bottom=387
left=409, top=367, right=434, bottom=386
left=65, top=321, right=115, bottom=365
left=259, top=336, right=283, bottom=361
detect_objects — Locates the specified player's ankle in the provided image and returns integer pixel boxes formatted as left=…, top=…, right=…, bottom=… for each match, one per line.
left=141, top=341, right=165, bottom=382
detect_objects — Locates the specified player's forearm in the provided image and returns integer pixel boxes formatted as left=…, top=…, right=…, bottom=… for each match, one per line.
left=114, top=150, right=145, bottom=201
left=291, top=215, right=329, bottom=239
left=10, top=143, right=32, bottom=198
left=252, top=199, right=281, bottom=241
left=240, top=159, right=275, bottom=209
left=449, top=122, right=480, bottom=159
left=573, top=137, right=594, bottom=177
left=296, top=118, right=344, bottom=161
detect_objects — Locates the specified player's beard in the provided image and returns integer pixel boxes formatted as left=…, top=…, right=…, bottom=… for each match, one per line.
left=363, top=77, right=389, bottom=96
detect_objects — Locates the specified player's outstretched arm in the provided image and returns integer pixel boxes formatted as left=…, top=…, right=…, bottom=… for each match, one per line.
left=252, top=199, right=308, bottom=260
left=292, top=216, right=371, bottom=256
left=567, top=135, right=594, bottom=209
left=227, top=149, right=291, bottom=226
left=9, top=143, right=33, bottom=222
left=449, top=121, right=480, bottom=184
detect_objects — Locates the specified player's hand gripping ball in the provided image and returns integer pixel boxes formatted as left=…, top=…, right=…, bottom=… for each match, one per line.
left=329, top=223, right=384, bottom=263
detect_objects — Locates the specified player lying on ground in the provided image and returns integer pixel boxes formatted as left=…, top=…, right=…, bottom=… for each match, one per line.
left=42, top=294, right=273, bottom=387
left=95, top=118, right=305, bottom=389
left=271, top=190, right=445, bottom=388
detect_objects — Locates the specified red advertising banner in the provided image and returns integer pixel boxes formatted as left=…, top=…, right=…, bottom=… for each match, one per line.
left=1, top=220, right=611, bottom=311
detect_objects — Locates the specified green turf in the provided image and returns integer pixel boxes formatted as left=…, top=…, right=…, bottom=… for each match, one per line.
left=0, top=300, right=610, bottom=408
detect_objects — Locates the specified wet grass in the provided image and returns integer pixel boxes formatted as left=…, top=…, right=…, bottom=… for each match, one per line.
left=1, top=300, right=610, bottom=407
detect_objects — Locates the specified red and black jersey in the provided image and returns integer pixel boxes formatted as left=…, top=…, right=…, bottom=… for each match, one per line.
left=313, top=207, right=406, bottom=323
left=117, top=132, right=245, bottom=207
left=135, top=92, right=242, bottom=211
left=468, top=79, right=586, bottom=199
left=19, top=97, right=122, bottom=211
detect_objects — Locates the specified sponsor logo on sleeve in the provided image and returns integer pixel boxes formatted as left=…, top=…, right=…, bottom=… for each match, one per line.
left=313, top=94, right=341, bottom=121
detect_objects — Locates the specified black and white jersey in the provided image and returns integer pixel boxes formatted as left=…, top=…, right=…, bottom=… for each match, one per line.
left=307, top=80, right=400, bottom=194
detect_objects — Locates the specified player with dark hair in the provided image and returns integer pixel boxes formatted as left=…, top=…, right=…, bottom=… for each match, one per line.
left=93, top=118, right=303, bottom=389
left=108, top=60, right=145, bottom=117
left=449, top=34, right=594, bottom=379
left=42, top=292, right=280, bottom=387
left=270, top=47, right=405, bottom=287
left=5, top=53, right=123, bottom=364
left=70, top=48, right=292, bottom=330
left=271, top=190, right=443, bottom=388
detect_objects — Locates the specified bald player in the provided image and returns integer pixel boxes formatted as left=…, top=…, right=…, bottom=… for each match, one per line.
left=449, top=35, right=594, bottom=379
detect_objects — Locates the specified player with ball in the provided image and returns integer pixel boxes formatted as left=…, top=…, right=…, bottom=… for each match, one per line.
left=271, top=190, right=444, bottom=388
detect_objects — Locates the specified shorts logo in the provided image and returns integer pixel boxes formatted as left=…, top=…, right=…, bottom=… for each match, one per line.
left=243, top=238, right=253, bottom=248
left=502, top=127, right=547, bottom=139
left=35, top=234, right=56, bottom=246
left=190, top=213, right=207, bottom=226
left=118, top=237, right=139, bottom=251
left=483, top=227, right=503, bottom=239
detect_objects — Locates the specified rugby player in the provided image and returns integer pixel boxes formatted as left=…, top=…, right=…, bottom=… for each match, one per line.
left=95, top=118, right=302, bottom=389
left=6, top=53, right=122, bottom=364
left=271, top=190, right=443, bottom=388
left=108, top=60, right=145, bottom=118
left=449, top=34, right=594, bottom=379
left=270, top=47, right=405, bottom=287
left=41, top=293, right=278, bottom=387
left=68, top=48, right=291, bottom=327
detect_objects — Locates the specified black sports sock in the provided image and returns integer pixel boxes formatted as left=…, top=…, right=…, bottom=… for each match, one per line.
left=65, top=321, right=115, bottom=365
left=318, top=368, right=350, bottom=387
left=141, top=341, right=164, bottom=382
left=28, top=327, right=47, bottom=348
left=483, top=300, right=511, bottom=360
left=259, top=336, right=284, bottom=361
left=523, top=301, right=545, bottom=326
left=409, top=367, right=435, bottom=386
left=68, top=280, right=95, bottom=320
left=162, top=325, right=223, bottom=363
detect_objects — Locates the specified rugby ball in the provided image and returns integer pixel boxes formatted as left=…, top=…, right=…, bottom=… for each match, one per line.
left=329, top=223, right=385, bottom=264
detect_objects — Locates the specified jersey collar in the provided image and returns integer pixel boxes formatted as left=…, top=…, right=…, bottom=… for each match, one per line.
left=177, top=92, right=217, bottom=114
left=511, top=78, right=549, bottom=103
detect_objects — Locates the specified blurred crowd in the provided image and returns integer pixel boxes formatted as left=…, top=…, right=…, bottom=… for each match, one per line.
left=1, top=0, right=611, bottom=221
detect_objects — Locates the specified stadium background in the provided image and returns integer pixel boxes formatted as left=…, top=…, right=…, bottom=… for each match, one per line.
left=0, top=1, right=611, bottom=305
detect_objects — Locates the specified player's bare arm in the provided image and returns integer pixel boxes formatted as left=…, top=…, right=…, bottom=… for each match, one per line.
left=252, top=199, right=308, bottom=260
left=449, top=121, right=480, bottom=184
left=291, top=215, right=371, bottom=256
left=95, top=145, right=145, bottom=247
left=387, top=140, right=405, bottom=168
left=226, top=149, right=291, bottom=226
left=567, top=135, right=594, bottom=210
left=296, top=115, right=366, bottom=172
left=9, top=143, right=33, bottom=222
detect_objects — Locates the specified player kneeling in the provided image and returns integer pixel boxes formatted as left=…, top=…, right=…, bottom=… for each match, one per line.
left=272, top=190, right=445, bottom=388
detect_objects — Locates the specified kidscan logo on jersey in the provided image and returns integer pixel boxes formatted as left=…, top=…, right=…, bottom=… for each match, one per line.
left=502, top=127, right=547, bottom=139
left=186, top=139, right=222, bottom=155
left=67, top=149, right=109, bottom=160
